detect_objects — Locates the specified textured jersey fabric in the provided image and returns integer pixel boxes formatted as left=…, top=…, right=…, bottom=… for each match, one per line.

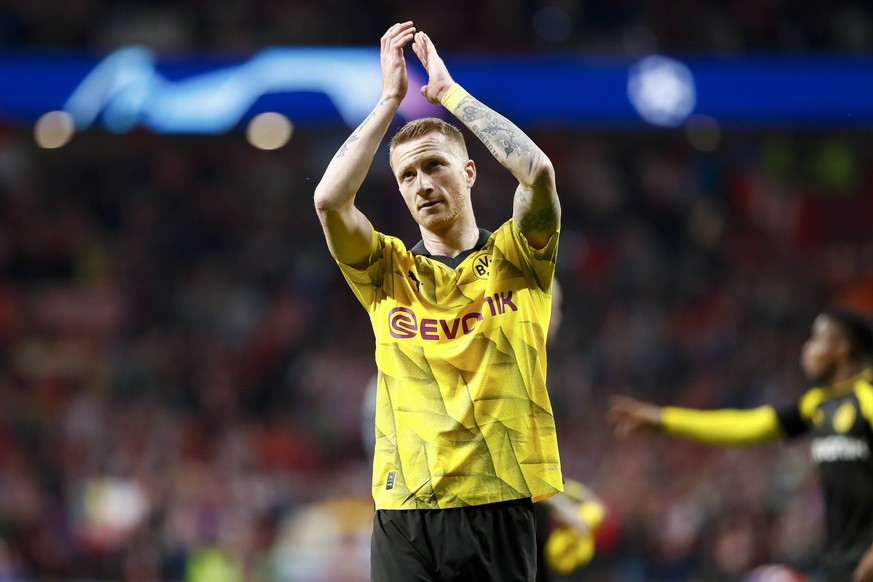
left=775, top=370, right=873, bottom=575
left=338, top=219, right=563, bottom=510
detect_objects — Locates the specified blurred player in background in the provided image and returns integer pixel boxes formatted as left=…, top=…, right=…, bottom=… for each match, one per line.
left=607, top=306, right=873, bottom=582
left=314, top=21, right=563, bottom=580
left=536, top=479, right=605, bottom=580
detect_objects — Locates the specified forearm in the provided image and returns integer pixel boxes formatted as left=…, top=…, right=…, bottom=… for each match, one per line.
left=446, top=88, right=554, bottom=188
left=444, top=86, right=559, bottom=243
left=660, top=405, right=784, bottom=445
left=314, top=96, right=399, bottom=265
left=314, top=97, right=400, bottom=213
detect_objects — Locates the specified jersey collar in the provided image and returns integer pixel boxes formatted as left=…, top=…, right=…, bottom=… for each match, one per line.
left=411, top=228, right=492, bottom=268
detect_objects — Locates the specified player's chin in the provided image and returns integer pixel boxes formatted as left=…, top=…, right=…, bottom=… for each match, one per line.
left=800, top=361, right=832, bottom=385
left=415, top=211, right=450, bottom=229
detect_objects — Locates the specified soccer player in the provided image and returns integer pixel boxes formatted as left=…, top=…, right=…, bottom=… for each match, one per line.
left=536, top=478, right=605, bottom=580
left=606, top=306, right=873, bottom=582
left=313, top=21, right=563, bottom=581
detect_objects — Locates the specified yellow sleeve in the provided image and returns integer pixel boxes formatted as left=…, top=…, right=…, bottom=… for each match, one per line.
left=856, top=381, right=873, bottom=427
left=661, top=405, right=783, bottom=445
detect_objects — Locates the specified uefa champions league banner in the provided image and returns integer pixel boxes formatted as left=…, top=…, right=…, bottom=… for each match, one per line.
left=1, top=47, right=873, bottom=133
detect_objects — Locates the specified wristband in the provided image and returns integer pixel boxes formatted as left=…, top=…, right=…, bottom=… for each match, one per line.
left=440, top=83, right=469, bottom=112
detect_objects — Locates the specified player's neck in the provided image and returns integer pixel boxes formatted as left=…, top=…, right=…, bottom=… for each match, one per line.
left=420, top=219, right=479, bottom=259
left=828, top=362, right=869, bottom=390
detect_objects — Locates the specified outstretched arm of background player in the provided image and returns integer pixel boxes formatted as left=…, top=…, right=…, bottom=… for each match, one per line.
left=543, top=480, right=605, bottom=535
left=542, top=479, right=605, bottom=575
left=606, top=395, right=784, bottom=445
left=411, top=31, right=560, bottom=250
left=313, top=22, right=416, bottom=267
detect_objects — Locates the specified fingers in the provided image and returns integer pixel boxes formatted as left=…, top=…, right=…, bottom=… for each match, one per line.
left=607, top=395, right=665, bottom=439
left=605, top=395, right=648, bottom=438
left=381, top=21, right=416, bottom=49
left=411, top=33, right=425, bottom=65
left=605, top=396, right=636, bottom=422
left=413, top=31, right=443, bottom=68
left=607, top=395, right=650, bottom=417
left=379, top=22, right=414, bottom=100
left=408, top=29, right=454, bottom=105
left=607, top=395, right=641, bottom=408
left=382, top=21, right=415, bottom=38
left=412, top=31, right=431, bottom=53
left=411, top=31, right=432, bottom=69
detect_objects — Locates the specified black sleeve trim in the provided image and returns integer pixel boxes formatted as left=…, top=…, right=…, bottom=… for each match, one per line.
left=775, top=403, right=808, bottom=437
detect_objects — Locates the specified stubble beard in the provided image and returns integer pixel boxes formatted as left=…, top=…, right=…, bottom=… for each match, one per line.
left=413, top=184, right=467, bottom=231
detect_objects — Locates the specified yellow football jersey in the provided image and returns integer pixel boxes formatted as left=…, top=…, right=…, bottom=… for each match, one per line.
left=338, top=219, right=563, bottom=510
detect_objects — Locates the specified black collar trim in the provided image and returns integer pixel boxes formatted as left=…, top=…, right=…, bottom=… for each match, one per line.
left=411, top=228, right=492, bottom=268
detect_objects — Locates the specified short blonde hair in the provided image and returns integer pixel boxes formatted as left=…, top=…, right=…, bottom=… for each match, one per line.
left=388, top=118, right=468, bottom=169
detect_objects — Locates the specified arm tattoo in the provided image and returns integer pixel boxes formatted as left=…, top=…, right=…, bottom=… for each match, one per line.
left=459, top=98, right=536, bottom=164
left=514, top=185, right=558, bottom=236
left=515, top=205, right=558, bottom=233
left=335, top=135, right=358, bottom=158
left=334, top=108, right=378, bottom=159
left=461, top=95, right=558, bottom=234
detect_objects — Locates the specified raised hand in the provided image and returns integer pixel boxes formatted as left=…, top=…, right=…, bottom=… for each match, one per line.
left=411, top=31, right=455, bottom=105
left=380, top=21, right=416, bottom=103
left=606, top=395, right=664, bottom=438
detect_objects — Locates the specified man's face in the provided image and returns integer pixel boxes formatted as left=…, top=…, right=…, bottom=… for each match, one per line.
left=390, top=132, right=475, bottom=231
left=801, top=314, right=849, bottom=384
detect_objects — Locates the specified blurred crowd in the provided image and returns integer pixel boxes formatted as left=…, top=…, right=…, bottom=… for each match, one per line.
left=0, top=121, right=870, bottom=581
left=0, top=0, right=871, bottom=54
left=0, top=1, right=873, bottom=581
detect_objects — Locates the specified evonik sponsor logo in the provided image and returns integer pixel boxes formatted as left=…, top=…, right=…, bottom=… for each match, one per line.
left=389, top=291, right=518, bottom=340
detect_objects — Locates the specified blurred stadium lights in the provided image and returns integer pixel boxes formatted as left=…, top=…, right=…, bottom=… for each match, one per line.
left=246, top=111, right=294, bottom=150
left=59, top=46, right=433, bottom=133
left=1, top=48, right=873, bottom=136
left=627, top=55, right=696, bottom=127
left=33, top=110, right=75, bottom=148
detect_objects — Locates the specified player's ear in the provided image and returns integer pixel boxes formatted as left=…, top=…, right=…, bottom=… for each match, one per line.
left=835, top=335, right=853, bottom=362
left=465, top=160, right=476, bottom=188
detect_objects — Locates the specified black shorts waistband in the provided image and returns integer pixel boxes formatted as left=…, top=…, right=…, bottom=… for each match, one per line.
left=376, top=497, right=533, bottom=514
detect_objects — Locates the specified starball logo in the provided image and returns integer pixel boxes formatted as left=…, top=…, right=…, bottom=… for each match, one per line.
left=389, top=291, right=518, bottom=340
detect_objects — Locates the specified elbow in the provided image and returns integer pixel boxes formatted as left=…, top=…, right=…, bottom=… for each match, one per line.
left=528, top=154, right=556, bottom=190
left=530, top=156, right=558, bottom=208
left=313, top=185, right=346, bottom=216
left=531, top=154, right=555, bottom=186
left=313, top=190, right=332, bottom=216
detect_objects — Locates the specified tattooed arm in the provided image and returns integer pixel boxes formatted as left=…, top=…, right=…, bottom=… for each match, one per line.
left=411, top=31, right=560, bottom=249
left=314, top=22, right=416, bottom=267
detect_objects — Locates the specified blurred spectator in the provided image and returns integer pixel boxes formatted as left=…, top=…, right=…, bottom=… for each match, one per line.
left=0, top=0, right=870, bottom=54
